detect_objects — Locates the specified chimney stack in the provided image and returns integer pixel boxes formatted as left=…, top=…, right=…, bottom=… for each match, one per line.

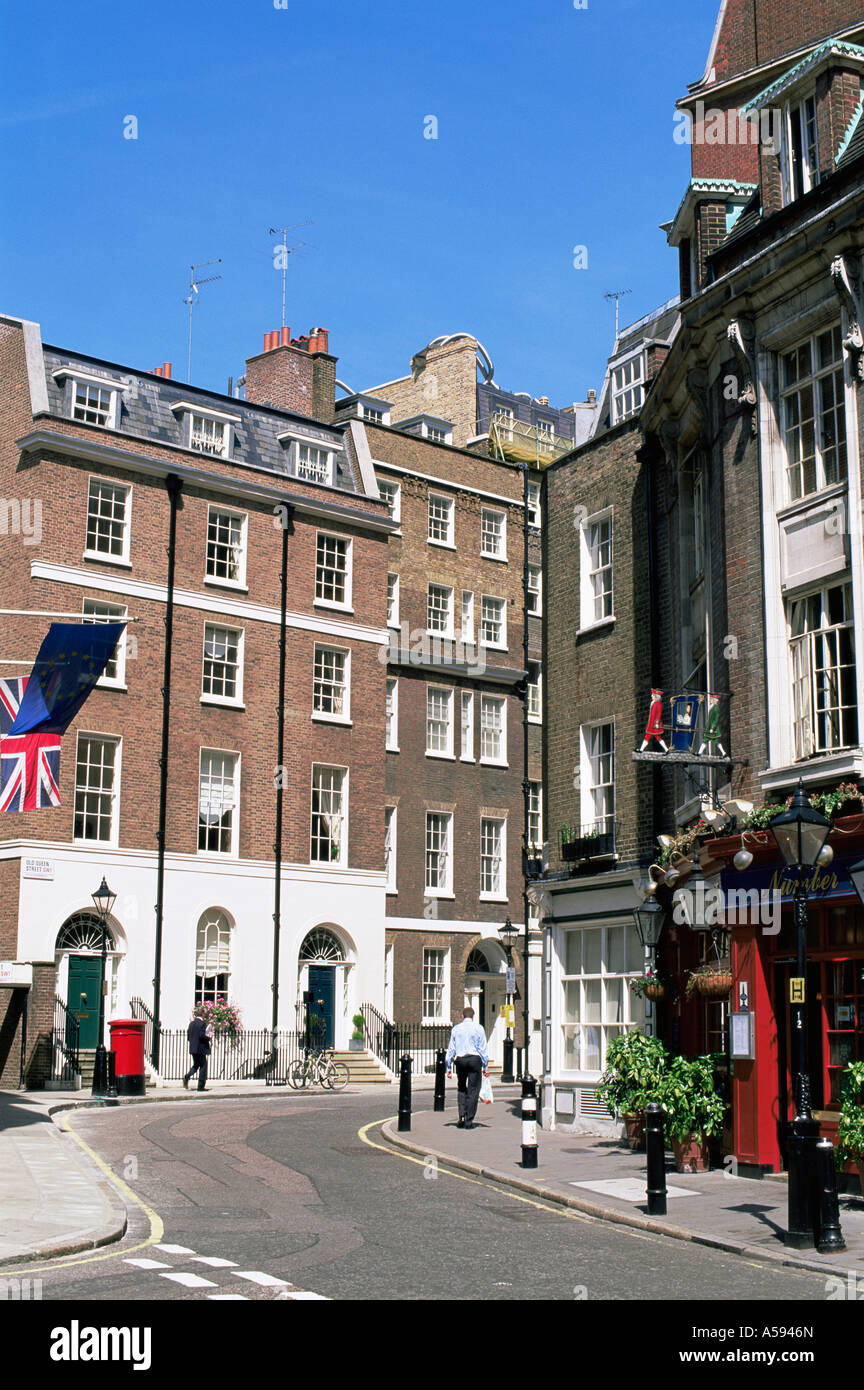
left=244, top=324, right=337, bottom=421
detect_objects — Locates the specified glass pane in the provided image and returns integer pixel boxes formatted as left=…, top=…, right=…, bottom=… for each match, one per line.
left=564, top=931, right=581, bottom=975
left=626, top=926, right=643, bottom=973
left=584, top=979, right=601, bottom=1023
left=583, top=930, right=601, bottom=975
left=606, top=978, right=623, bottom=1023
left=584, top=1026, right=601, bottom=1071
left=563, top=981, right=581, bottom=1022
left=606, top=926, right=625, bottom=974
left=563, top=1026, right=581, bottom=1070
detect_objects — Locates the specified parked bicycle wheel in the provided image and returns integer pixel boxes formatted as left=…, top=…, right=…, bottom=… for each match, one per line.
left=288, top=1059, right=309, bottom=1089
left=324, top=1060, right=350, bottom=1091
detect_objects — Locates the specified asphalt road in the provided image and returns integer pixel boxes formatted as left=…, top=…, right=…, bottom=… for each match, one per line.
left=20, top=1090, right=838, bottom=1307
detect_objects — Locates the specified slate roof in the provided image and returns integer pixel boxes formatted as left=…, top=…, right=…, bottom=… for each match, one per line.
left=40, top=347, right=360, bottom=493
left=837, top=106, right=864, bottom=170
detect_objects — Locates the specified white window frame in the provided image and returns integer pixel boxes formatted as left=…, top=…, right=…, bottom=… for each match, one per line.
left=461, top=591, right=474, bottom=643
left=294, top=440, right=334, bottom=486
left=386, top=677, right=399, bottom=751
left=73, top=732, right=121, bottom=846
left=782, top=91, right=819, bottom=204
left=580, top=721, right=615, bottom=835
left=422, top=946, right=450, bottom=1023
left=527, top=565, right=542, bottom=615
left=526, top=480, right=542, bottom=529
left=197, top=748, right=240, bottom=858
left=68, top=377, right=121, bottom=430
left=428, top=492, right=455, bottom=548
left=385, top=805, right=397, bottom=893
left=315, top=532, right=353, bottom=611
left=424, top=813, right=454, bottom=898
left=310, top=763, right=348, bottom=867
left=480, top=594, right=507, bottom=649
left=578, top=508, right=614, bottom=631
left=788, top=581, right=858, bottom=760
left=460, top=690, right=475, bottom=761
left=527, top=781, right=543, bottom=850
left=201, top=623, right=245, bottom=708
left=780, top=324, right=848, bottom=504
left=481, top=507, right=507, bottom=560
left=480, top=693, right=507, bottom=766
left=527, top=661, right=542, bottom=723
left=84, top=477, right=132, bottom=565
left=480, top=816, right=507, bottom=901
left=612, top=350, right=645, bottom=423
left=387, top=573, right=400, bottom=628
left=426, top=685, right=455, bottom=759
left=492, top=406, right=514, bottom=441
left=205, top=506, right=247, bottom=590
left=81, top=599, right=128, bottom=688
left=312, top=644, right=351, bottom=724
left=560, top=923, right=642, bottom=1077
left=377, top=477, right=401, bottom=523
left=427, top=583, right=455, bottom=637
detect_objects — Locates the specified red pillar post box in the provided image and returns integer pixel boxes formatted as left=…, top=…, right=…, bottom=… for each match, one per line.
left=108, top=1018, right=146, bottom=1097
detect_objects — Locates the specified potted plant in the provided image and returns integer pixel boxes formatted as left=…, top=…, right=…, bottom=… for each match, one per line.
left=349, top=1013, right=366, bottom=1052
left=629, top=966, right=669, bottom=1003
left=595, top=1031, right=668, bottom=1150
left=835, top=1061, right=864, bottom=1192
left=658, top=1054, right=727, bottom=1171
left=560, top=824, right=581, bottom=861
left=193, top=998, right=243, bottom=1041
left=685, top=957, right=733, bottom=1000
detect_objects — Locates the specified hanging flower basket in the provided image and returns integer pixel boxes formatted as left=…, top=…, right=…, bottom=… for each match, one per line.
left=642, top=981, right=668, bottom=1002
left=686, top=959, right=733, bottom=1000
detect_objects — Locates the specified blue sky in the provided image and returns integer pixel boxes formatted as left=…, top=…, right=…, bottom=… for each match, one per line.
left=0, top=0, right=720, bottom=405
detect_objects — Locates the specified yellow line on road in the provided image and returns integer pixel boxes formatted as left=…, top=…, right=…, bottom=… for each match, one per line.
left=0, top=1111, right=164, bottom=1277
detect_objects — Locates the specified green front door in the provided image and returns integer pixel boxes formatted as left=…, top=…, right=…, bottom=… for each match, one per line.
left=68, top=955, right=103, bottom=1049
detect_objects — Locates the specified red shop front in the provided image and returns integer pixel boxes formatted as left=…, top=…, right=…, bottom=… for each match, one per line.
left=707, top=824, right=864, bottom=1178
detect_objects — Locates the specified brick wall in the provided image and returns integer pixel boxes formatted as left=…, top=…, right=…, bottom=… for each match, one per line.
left=245, top=339, right=337, bottom=420
left=366, top=338, right=480, bottom=446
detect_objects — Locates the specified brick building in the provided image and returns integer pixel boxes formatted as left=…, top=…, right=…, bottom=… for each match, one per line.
left=539, top=0, right=864, bottom=1169
left=0, top=318, right=394, bottom=1085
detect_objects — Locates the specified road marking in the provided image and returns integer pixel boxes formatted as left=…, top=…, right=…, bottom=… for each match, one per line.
left=158, top=1271, right=218, bottom=1288
left=193, top=1256, right=237, bottom=1267
left=235, top=1271, right=290, bottom=1287
left=209, top=1294, right=248, bottom=1300
left=278, top=1290, right=331, bottom=1300
left=124, top=1258, right=170, bottom=1270
left=156, top=1243, right=196, bottom=1255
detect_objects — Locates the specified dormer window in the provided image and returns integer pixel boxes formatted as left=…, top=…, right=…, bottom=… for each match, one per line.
left=171, top=402, right=240, bottom=459
left=295, top=442, right=333, bottom=485
left=785, top=93, right=819, bottom=202
left=612, top=353, right=645, bottom=423
left=393, top=414, right=455, bottom=445
left=53, top=367, right=124, bottom=431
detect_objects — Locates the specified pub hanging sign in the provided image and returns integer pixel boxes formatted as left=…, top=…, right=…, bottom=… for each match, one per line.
left=634, top=689, right=730, bottom=766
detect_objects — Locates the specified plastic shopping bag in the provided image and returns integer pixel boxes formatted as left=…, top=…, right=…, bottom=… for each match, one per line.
left=479, top=1075, right=494, bottom=1105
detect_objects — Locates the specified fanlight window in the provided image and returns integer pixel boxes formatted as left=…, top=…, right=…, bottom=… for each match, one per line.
left=56, top=913, right=114, bottom=954
left=299, top=928, right=345, bottom=963
left=466, top=947, right=490, bottom=974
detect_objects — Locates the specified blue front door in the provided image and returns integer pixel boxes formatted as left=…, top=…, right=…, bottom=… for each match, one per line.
left=308, top=967, right=335, bottom=1049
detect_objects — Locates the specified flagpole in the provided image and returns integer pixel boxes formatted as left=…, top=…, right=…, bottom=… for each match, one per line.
left=152, top=474, right=183, bottom=1072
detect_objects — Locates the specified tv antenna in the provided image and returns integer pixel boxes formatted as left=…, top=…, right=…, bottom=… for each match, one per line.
left=184, top=259, right=222, bottom=380
left=604, top=288, right=632, bottom=343
left=268, top=223, right=311, bottom=330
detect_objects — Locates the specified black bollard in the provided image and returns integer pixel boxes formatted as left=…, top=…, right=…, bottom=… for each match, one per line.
left=521, top=1073, right=538, bottom=1168
left=433, top=1048, right=446, bottom=1112
left=398, top=1052, right=412, bottom=1132
left=645, top=1103, right=667, bottom=1216
left=814, top=1138, right=846, bottom=1253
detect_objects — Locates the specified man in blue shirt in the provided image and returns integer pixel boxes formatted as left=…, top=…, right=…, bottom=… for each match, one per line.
left=445, top=1007, right=489, bottom=1127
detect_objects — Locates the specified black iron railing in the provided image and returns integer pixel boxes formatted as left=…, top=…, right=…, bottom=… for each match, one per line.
left=361, top=1004, right=450, bottom=1075
left=51, top=995, right=80, bottom=1082
left=130, top=996, right=155, bottom=1066
left=560, top=820, right=619, bottom=864
left=143, top=1027, right=304, bottom=1083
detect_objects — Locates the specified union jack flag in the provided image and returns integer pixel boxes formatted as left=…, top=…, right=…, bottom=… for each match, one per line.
left=0, top=678, right=61, bottom=811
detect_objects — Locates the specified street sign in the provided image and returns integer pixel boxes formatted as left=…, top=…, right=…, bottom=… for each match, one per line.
left=505, top=967, right=516, bottom=994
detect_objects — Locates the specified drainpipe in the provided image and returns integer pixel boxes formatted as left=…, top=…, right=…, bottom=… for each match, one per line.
left=271, top=506, right=294, bottom=1048
left=152, top=473, right=183, bottom=1070
left=521, top=460, right=532, bottom=1076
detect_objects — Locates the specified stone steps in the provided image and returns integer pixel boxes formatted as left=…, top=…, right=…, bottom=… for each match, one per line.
left=330, top=1050, right=394, bottom=1084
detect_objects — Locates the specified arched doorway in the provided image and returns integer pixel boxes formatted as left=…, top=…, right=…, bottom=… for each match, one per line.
left=55, top=912, right=118, bottom=1050
left=298, top=927, right=350, bottom=1049
left=464, top=940, right=509, bottom=1065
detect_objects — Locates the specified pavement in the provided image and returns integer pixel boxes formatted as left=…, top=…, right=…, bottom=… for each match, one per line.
left=383, top=1086, right=864, bottom=1283
left=2, top=1077, right=863, bottom=1283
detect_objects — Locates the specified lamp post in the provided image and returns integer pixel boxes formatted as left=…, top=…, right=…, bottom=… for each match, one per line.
left=768, top=779, right=839, bottom=1250
left=91, top=876, right=117, bottom=1098
left=499, top=917, right=519, bottom=1083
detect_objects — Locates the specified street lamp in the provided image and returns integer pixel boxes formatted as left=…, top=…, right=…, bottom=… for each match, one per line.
left=633, top=897, right=664, bottom=953
left=90, top=876, right=117, bottom=1098
left=499, top=917, right=519, bottom=1083
left=769, top=780, right=843, bottom=1251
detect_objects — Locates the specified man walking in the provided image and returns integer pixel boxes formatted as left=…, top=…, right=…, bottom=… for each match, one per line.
left=183, top=1013, right=212, bottom=1091
left=445, top=1006, right=489, bottom=1128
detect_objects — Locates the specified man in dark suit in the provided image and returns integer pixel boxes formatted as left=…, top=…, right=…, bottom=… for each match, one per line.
left=183, top=1015, right=212, bottom=1091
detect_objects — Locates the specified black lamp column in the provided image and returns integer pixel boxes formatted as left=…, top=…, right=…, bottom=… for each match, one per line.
left=500, top=917, right=518, bottom=1083
left=91, top=876, right=117, bottom=1098
left=769, top=779, right=840, bottom=1251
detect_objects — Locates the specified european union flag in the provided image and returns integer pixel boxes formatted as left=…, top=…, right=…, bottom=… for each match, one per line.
left=8, top=622, right=127, bottom=736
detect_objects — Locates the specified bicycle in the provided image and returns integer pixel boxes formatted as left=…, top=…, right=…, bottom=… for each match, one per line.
left=288, top=1049, right=349, bottom=1091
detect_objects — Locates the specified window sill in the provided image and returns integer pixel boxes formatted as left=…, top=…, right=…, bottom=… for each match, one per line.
left=480, top=893, right=508, bottom=903
left=312, top=713, right=352, bottom=726
left=426, top=629, right=456, bottom=641
left=426, top=751, right=456, bottom=761
left=575, top=616, right=615, bottom=639
left=460, top=755, right=476, bottom=763
left=424, top=891, right=455, bottom=901
left=310, top=858, right=348, bottom=869
left=387, top=620, right=401, bottom=630
left=428, top=538, right=456, bottom=551
left=386, top=744, right=400, bottom=753
left=73, top=837, right=118, bottom=848
left=204, top=577, right=249, bottom=594
left=479, top=642, right=508, bottom=653
left=314, top=599, right=354, bottom=614
left=775, top=480, right=847, bottom=524
left=195, top=851, right=239, bottom=860
left=528, top=715, right=543, bottom=725
left=83, top=551, right=132, bottom=569
left=482, top=551, right=508, bottom=563
left=480, top=759, right=509, bottom=769
left=97, top=681, right=127, bottom=692
left=201, top=696, right=245, bottom=710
